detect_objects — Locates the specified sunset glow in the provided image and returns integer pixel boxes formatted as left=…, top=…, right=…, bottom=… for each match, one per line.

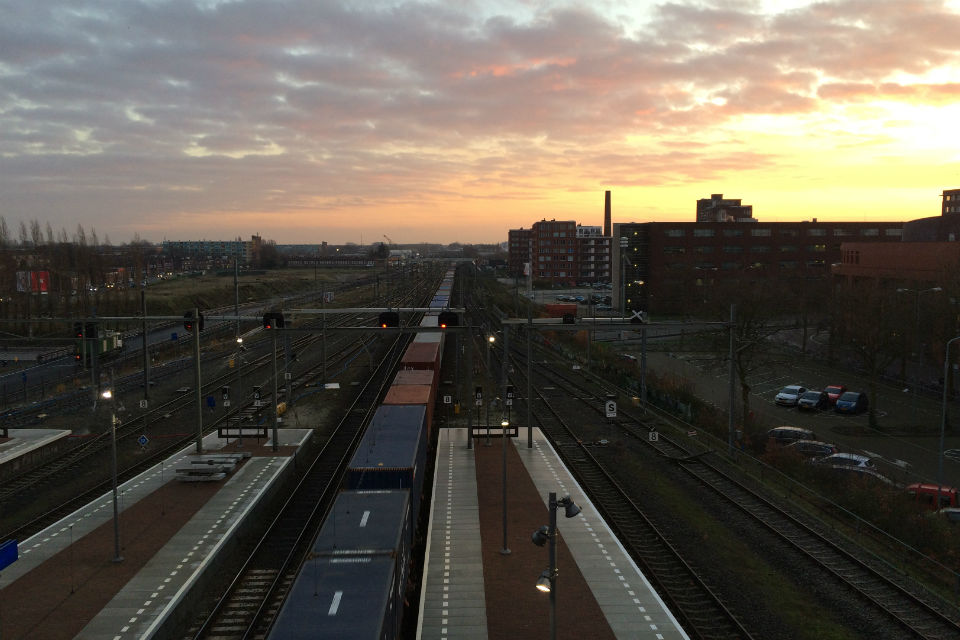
left=2, top=0, right=960, bottom=244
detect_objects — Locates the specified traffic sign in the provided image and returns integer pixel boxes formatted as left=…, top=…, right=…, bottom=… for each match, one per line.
left=605, top=400, right=617, bottom=418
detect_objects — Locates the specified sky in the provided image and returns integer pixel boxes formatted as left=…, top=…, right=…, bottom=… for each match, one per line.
left=2, top=0, right=960, bottom=246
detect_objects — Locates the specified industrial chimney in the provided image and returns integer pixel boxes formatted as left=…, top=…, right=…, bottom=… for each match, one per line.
left=603, top=191, right=611, bottom=237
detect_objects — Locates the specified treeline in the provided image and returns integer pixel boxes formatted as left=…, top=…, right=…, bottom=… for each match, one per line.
left=0, top=216, right=156, bottom=333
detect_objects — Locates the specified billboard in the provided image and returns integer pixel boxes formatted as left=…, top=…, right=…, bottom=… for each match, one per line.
left=15, top=271, right=50, bottom=293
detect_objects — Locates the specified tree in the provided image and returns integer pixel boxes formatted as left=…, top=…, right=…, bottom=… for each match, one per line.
left=703, top=278, right=790, bottom=435
left=831, top=280, right=905, bottom=429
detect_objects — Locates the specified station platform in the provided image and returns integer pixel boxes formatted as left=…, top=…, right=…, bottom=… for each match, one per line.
left=0, top=429, right=311, bottom=640
left=0, top=428, right=73, bottom=480
left=417, top=427, right=688, bottom=640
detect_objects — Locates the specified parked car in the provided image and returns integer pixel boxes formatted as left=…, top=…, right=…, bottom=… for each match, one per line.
left=767, top=426, right=817, bottom=445
left=784, top=439, right=839, bottom=458
left=797, top=390, right=829, bottom=411
left=774, top=385, right=807, bottom=406
left=823, top=384, right=847, bottom=405
left=820, top=452, right=875, bottom=469
left=933, top=507, right=960, bottom=524
left=906, top=483, right=960, bottom=510
left=835, top=391, right=869, bottom=414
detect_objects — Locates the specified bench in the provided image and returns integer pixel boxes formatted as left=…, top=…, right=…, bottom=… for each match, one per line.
left=176, top=464, right=230, bottom=482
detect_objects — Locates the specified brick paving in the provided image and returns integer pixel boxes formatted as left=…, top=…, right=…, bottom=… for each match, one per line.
left=0, top=441, right=295, bottom=640
left=474, top=439, right=616, bottom=640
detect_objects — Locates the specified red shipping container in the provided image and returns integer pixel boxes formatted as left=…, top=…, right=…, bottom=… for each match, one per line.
left=401, top=341, right=440, bottom=370
left=394, top=369, right=435, bottom=386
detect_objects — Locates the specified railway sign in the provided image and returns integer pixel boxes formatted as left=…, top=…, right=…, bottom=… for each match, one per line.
left=137, top=434, right=149, bottom=448
left=648, top=431, right=659, bottom=442
left=223, top=400, right=231, bottom=407
left=206, top=396, right=216, bottom=409
left=443, top=395, right=452, bottom=404
left=605, top=400, right=617, bottom=418
left=139, top=399, right=148, bottom=409
left=506, top=385, right=514, bottom=406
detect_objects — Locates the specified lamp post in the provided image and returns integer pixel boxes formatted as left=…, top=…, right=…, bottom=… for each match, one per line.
left=531, top=492, right=582, bottom=640
left=619, top=238, right=628, bottom=317
left=897, top=287, right=942, bottom=413
left=102, top=382, right=123, bottom=563
left=500, top=417, right=511, bottom=556
left=486, top=333, right=495, bottom=373
left=235, top=336, right=243, bottom=446
left=938, top=335, right=960, bottom=507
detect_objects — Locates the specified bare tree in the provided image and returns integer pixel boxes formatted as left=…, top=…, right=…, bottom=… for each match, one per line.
left=831, top=280, right=906, bottom=429
left=30, top=219, right=42, bottom=247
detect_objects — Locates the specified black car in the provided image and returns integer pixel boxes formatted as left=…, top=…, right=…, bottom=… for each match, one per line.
left=797, top=390, right=829, bottom=411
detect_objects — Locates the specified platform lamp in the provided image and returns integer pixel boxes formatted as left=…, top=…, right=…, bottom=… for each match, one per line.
left=101, top=382, right=123, bottom=564
left=532, top=492, right=582, bottom=640
left=500, top=417, right=511, bottom=556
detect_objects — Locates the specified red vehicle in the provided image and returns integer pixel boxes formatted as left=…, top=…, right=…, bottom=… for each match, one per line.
left=906, top=483, right=960, bottom=510
left=824, top=384, right=847, bottom=405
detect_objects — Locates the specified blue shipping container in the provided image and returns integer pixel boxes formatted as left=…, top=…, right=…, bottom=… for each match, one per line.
left=269, top=555, right=400, bottom=640
left=345, top=405, right=428, bottom=522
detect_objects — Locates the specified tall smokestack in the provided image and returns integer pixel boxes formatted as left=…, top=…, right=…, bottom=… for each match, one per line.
left=603, top=190, right=611, bottom=237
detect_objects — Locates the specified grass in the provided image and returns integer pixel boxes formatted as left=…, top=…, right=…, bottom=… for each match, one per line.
left=614, top=447, right=859, bottom=640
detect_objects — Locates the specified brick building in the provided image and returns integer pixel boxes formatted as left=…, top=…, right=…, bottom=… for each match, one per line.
left=833, top=191, right=960, bottom=287
left=614, top=219, right=904, bottom=314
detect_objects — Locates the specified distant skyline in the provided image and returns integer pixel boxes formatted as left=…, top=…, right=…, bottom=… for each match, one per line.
left=3, top=0, right=960, bottom=245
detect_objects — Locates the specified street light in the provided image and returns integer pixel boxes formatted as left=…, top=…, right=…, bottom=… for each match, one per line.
left=101, top=384, right=123, bottom=563
left=235, top=336, right=243, bottom=446
left=897, top=287, right=942, bottom=412
left=486, top=333, right=496, bottom=372
left=500, top=417, right=511, bottom=556
left=938, top=335, right=960, bottom=507
left=531, top=492, right=582, bottom=640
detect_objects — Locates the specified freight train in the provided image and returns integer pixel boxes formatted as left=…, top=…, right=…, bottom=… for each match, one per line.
left=267, top=266, right=456, bottom=639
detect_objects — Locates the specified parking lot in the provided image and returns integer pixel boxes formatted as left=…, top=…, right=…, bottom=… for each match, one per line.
left=643, top=349, right=960, bottom=488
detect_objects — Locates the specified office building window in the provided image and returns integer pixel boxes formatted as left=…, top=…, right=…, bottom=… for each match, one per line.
left=693, top=228, right=715, bottom=237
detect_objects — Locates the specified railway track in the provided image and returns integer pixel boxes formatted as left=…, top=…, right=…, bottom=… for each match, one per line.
left=0, top=284, right=429, bottom=543
left=494, top=320, right=960, bottom=639
left=185, top=333, right=410, bottom=640
left=501, top=336, right=754, bottom=640
left=187, top=280, right=440, bottom=639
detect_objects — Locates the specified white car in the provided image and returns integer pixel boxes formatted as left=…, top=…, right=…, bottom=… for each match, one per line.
left=775, top=385, right=806, bottom=406
left=820, top=453, right=875, bottom=469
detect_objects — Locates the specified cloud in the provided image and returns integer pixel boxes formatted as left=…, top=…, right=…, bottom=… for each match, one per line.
left=1, top=0, right=959, bottom=242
